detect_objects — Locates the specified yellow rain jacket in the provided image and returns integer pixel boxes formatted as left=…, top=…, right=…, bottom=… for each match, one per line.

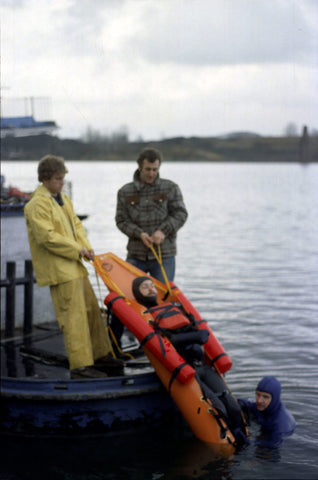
left=25, top=185, right=112, bottom=369
left=24, top=185, right=90, bottom=286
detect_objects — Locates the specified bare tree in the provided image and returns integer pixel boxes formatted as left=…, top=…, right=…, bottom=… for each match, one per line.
left=284, top=122, right=298, bottom=137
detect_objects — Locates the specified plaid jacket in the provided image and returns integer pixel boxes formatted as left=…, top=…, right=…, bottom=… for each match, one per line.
left=116, top=170, right=188, bottom=260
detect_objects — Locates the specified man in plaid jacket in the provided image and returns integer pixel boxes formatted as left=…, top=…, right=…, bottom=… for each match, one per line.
left=115, top=148, right=188, bottom=282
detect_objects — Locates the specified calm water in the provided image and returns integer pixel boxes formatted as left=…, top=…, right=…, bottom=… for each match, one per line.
left=1, top=160, right=318, bottom=479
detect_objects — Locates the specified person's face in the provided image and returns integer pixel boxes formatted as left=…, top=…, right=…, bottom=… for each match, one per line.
left=139, top=279, right=157, bottom=297
left=255, top=390, right=272, bottom=411
left=43, top=172, right=65, bottom=195
left=139, top=159, right=160, bottom=184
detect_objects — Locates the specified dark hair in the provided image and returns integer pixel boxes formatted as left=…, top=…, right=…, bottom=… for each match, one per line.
left=37, top=155, right=68, bottom=182
left=137, top=148, right=162, bottom=168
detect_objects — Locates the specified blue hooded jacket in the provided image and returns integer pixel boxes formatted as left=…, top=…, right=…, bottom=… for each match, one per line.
left=239, top=376, right=296, bottom=447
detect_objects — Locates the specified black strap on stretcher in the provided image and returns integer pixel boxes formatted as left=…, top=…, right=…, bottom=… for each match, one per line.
left=168, top=362, right=189, bottom=392
left=140, top=331, right=166, bottom=359
left=207, top=408, right=230, bottom=440
left=208, top=352, right=228, bottom=367
left=108, top=295, right=193, bottom=392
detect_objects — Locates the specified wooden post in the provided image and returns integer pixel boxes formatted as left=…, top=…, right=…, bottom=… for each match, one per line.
left=5, top=262, right=16, bottom=338
left=23, top=260, right=34, bottom=335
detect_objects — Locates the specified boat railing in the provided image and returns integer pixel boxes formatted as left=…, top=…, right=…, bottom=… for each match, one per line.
left=0, top=260, right=35, bottom=339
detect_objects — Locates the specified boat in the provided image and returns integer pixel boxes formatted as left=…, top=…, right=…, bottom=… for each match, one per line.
left=0, top=116, right=58, bottom=139
left=0, top=176, right=87, bottom=220
left=1, top=98, right=59, bottom=160
left=94, top=252, right=249, bottom=453
left=1, top=175, right=31, bottom=217
left=1, top=250, right=247, bottom=451
left=0, top=323, right=177, bottom=436
left=1, top=229, right=176, bottom=435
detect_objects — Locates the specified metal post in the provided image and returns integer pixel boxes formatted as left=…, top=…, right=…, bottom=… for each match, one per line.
left=23, top=260, right=34, bottom=335
left=5, top=262, right=16, bottom=338
left=299, top=125, right=310, bottom=163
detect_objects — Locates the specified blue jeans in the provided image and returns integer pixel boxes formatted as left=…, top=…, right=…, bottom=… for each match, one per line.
left=126, top=256, right=175, bottom=283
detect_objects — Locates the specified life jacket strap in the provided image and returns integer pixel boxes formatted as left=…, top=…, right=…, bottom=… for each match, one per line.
left=147, top=303, right=182, bottom=319
left=177, top=306, right=204, bottom=329
left=148, top=303, right=191, bottom=330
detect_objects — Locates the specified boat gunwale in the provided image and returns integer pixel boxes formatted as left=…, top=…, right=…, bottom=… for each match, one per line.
left=0, top=371, right=165, bottom=401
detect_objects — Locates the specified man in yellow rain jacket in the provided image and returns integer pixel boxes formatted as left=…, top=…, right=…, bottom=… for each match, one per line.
left=24, top=155, right=124, bottom=379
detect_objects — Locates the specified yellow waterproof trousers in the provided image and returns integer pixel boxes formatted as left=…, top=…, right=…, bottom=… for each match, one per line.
left=50, top=277, right=112, bottom=370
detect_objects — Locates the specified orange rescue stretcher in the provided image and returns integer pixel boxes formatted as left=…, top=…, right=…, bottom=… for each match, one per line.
left=93, top=252, right=248, bottom=454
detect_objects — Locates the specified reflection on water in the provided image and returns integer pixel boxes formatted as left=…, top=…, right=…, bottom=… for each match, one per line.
left=2, top=161, right=318, bottom=479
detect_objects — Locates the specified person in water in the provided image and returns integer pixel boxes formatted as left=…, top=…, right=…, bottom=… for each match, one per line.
left=131, top=276, right=249, bottom=445
left=239, top=376, right=296, bottom=447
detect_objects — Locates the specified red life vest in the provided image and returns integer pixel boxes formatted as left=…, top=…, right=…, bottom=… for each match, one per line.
left=148, top=302, right=191, bottom=330
left=168, top=282, right=233, bottom=374
left=105, top=292, right=196, bottom=384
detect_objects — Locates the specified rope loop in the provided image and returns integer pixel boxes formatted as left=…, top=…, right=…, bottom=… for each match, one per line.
left=149, top=244, right=172, bottom=296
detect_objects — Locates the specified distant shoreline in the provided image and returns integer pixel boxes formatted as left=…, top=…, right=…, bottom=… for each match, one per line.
left=2, top=133, right=317, bottom=163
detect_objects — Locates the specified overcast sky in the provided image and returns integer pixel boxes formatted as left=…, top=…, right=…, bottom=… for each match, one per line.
left=1, top=0, right=317, bottom=140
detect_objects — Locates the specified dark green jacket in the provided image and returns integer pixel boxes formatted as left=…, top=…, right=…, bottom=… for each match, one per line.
left=116, top=170, right=188, bottom=260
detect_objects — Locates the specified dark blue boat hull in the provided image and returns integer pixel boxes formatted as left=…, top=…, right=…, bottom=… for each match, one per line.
left=0, top=372, right=177, bottom=435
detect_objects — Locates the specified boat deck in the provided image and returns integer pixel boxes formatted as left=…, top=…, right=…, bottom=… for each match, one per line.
left=0, top=323, right=179, bottom=436
left=1, top=321, right=153, bottom=381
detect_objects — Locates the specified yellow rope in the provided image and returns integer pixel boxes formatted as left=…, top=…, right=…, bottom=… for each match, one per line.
left=149, top=244, right=172, bottom=295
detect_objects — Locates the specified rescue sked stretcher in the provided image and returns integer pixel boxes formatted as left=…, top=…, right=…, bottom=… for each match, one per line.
left=94, top=252, right=248, bottom=452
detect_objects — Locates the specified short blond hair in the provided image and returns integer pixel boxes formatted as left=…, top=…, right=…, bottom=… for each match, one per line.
left=38, top=155, right=68, bottom=182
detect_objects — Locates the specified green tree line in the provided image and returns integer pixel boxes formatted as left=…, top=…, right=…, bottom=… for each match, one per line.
left=2, top=126, right=317, bottom=162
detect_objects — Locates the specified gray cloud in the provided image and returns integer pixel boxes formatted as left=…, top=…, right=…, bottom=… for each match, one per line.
left=1, top=0, right=317, bottom=139
left=50, top=1, right=120, bottom=58
left=127, top=0, right=317, bottom=65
